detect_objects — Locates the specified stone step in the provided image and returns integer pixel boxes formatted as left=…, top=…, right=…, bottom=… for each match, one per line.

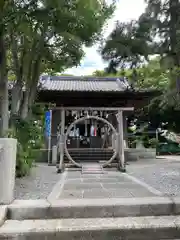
left=64, top=155, right=113, bottom=160
left=64, top=153, right=113, bottom=157
left=62, top=148, right=156, bottom=163
left=7, top=197, right=179, bottom=220
left=66, top=148, right=114, bottom=152
left=63, top=149, right=114, bottom=163
left=82, top=164, right=104, bottom=174
left=66, top=153, right=113, bottom=156
left=0, top=207, right=6, bottom=227
left=1, top=216, right=180, bottom=240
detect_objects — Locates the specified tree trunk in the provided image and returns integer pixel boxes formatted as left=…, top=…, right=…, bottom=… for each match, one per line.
left=19, top=56, right=41, bottom=120
left=169, top=0, right=180, bottom=66
left=20, top=90, right=29, bottom=120
left=0, top=81, right=9, bottom=136
left=169, top=0, right=180, bottom=92
left=27, top=57, right=41, bottom=116
left=29, top=83, right=37, bottom=110
left=10, top=36, right=26, bottom=117
left=0, top=34, right=8, bottom=136
left=18, top=29, right=44, bottom=120
left=11, top=82, right=23, bottom=116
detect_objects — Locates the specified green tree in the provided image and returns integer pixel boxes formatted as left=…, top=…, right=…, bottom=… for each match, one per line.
left=101, top=0, right=180, bottom=108
left=0, top=0, right=115, bottom=136
left=93, top=57, right=169, bottom=90
left=101, top=19, right=153, bottom=75
left=11, top=0, right=115, bottom=120
left=144, top=0, right=180, bottom=66
left=142, top=0, right=180, bottom=108
left=0, top=0, right=18, bottom=136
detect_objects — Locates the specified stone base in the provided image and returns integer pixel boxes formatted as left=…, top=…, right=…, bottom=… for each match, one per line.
left=2, top=197, right=180, bottom=240
left=125, top=148, right=156, bottom=162
left=0, top=206, right=7, bottom=226
left=0, top=138, right=17, bottom=205
left=0, top=216, right=179, bottom=240
left=6, top=197, right=176, bottom=220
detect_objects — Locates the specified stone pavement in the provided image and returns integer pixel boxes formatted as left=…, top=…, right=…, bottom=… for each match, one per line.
left=47, top=169, right=162, bottom=201
left=7, top=157, right=180, bottom=240
left=14, top=157, right=180, bottom=200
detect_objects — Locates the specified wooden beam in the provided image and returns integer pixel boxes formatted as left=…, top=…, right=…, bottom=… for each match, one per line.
left=52, top=107, right=134, bottom=111
left=117, top=110, right=126, bottom=172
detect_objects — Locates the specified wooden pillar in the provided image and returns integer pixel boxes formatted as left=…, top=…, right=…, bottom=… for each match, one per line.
left=84, top=110, right=88, bottom=137
left=117, top=110, right=126, bottom=172
left=123, top=113, right=128, bottom=148
left=74, top=111, right=77, bottom=136
left=57, top=108, right=65, bottom=173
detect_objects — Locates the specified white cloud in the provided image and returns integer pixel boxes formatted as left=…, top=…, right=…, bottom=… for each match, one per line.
left=64, top=48, right=107, bottom=76
left=64, top=0, right=147, bottom=76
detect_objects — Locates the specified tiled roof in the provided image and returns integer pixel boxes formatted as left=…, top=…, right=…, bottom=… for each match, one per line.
left=40, top=76, right=130, bottom=92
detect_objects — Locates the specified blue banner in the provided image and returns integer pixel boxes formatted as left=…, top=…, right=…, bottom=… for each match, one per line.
left=45, top=110, right=52, bottom=137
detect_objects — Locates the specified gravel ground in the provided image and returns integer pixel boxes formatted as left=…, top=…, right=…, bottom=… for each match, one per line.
left=14, top=164, right=60, bottom=199
left=14, top=157, right=180, bottom=199
left=127, top=158, right=180, bottom=197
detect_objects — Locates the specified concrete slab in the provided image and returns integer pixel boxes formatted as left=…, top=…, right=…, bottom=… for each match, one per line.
left=63, top=183, right=102, bottom=191
left=124, top=173, right=163, bottom=196
left=7, top=197, right=174, bottom=220
left=82, top=178, right=123, bottom=183
left=47, top=171, right=67, bottom=201
left=108, top=190, right=133, bottom=198
left=170, top=197, right=180, bottom=214
left=60, top=190, right=83, bottom=199
left=8, top=200, right=50, bottom=220
left=10, top=199, right=49, bottom=207
left=0, top=206, right=7, bottom=227
left=65, top=172, right=81, bottom=179
left=102, top=183, right=139, bottom=189
left=0, top=216, right=180, bottom=240
left=81, top=174, right=107, bottom=179
left=53, top=170, right=160, bottom=200
left=83, top=190, right=110, bottom=199
left=65, top=179, right=83, bottom=184
left=130, top=190, right=158, bottom=197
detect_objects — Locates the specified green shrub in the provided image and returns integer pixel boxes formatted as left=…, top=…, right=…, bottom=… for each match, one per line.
left=6, top=104, right=47, bottom=177
left=8, top=116, right=45, bottom=178
left=16, top=142, right=31, bottom=177
left=148, top=138, right=159, bottom=148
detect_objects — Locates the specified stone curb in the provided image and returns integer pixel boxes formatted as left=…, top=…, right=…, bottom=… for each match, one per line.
left=0, top=206, right=7, bottom=227
left=0, top=216, right=180, bottom=240
left=7, top=197, right=180, bottom=220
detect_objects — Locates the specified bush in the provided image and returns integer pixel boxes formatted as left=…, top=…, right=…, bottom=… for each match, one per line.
left=148, top=138, right=159, bottom=148
left=8, top=117, right=45, bottom=178
left=16, top=142, right=32, bottom=177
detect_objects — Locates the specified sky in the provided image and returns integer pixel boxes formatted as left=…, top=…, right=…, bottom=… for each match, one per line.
left=64, top=0, right=147, bottom=76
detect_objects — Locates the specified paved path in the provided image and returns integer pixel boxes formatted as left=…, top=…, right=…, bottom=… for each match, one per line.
left=14, top=157, right=180, bottom=200
left=51, top=169, right=160, bottom=200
